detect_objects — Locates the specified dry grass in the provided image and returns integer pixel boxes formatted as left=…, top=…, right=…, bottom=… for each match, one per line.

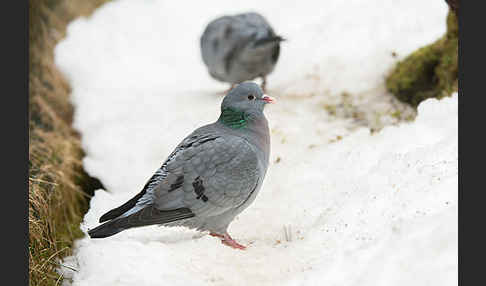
left=29, top=1, right=109, bottom=285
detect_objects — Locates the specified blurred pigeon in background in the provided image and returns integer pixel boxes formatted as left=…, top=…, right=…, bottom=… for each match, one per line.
left=88, top=82, right=275, bottom=250
left=201, top=12, right=284, bottom=92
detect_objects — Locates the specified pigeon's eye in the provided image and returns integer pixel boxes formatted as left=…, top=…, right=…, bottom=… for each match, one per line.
left=248, top=95, right=255, bottom=100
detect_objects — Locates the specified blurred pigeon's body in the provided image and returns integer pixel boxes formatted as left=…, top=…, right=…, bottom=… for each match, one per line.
left=88, top=82, right=274, bottom=249
left=200, top=12, right=283, bottom=91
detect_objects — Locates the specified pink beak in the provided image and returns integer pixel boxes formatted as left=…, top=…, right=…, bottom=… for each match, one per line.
left=262, top=94, right=276, bottom=104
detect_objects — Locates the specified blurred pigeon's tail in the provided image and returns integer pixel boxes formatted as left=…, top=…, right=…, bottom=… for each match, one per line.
left=254, top=35, right=286, bottom=46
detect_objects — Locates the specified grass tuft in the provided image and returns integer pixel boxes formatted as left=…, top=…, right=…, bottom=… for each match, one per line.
left=29, top=1, right=109, bottom=285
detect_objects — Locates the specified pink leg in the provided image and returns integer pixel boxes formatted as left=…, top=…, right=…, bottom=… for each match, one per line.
left=210, top=232, right=246, bottom=250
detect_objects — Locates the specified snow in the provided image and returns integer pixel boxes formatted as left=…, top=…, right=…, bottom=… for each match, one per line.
left=54, top=0, right=456, bottom=285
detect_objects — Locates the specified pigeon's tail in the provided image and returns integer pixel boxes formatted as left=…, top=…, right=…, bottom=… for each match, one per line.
left=88, top=206, right=195, bottom=239
left=88, top=219, right=126, bottom=238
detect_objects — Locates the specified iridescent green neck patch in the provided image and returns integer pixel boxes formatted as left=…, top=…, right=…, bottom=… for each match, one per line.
left=220, top=108, right=248, bottom=129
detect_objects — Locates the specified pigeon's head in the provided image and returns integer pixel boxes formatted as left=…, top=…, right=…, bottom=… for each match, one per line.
left=221, top=82, right=274, bottom=118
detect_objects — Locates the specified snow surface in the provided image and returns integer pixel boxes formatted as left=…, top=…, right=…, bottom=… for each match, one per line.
left=54, top=0, right=456, bottom=285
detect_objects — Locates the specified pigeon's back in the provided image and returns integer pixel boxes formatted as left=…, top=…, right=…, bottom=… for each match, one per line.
left=233, top=12, right=273, bottom=31
left=200, top=13, right=274, bottom=83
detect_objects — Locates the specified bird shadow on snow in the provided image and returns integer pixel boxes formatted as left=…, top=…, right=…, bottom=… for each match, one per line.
left=124, top=226, right=209, bottom=245
left=116, top=222, right=282, bottom=250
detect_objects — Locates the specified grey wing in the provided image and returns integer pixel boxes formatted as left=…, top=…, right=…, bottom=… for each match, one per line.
left=103, top=131, right=260, bottom=228
left=235, top=12, right=273, bottom=32
left=154, top=136, right=261, bottom=218
left=98, top=132, right=220, bottom=222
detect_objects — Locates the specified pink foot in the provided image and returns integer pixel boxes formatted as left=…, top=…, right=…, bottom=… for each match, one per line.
left=210, top=232, right=246, bottom=250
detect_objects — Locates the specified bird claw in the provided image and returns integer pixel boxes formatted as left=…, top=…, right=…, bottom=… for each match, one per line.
left=222, top=239, right=246, bottom=250
left=210, top=232, right=247, bottom=250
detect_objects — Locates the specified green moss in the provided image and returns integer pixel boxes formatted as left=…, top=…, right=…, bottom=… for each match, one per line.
left=385, top=10, right=458, bottom=107
left=385, top=42, right=441, bottom=106
left=436, top=10, right=458, bottom=96
left=390, top=110, right=402, bottom=119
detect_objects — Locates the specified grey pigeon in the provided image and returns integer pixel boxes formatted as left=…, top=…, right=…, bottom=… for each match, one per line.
left=88, top=82, right=275, bottom=249
left=200, top=12, right=284, bottom=92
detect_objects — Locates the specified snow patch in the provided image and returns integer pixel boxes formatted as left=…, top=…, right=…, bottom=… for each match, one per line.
left=54, top=0, right=455, bottom=285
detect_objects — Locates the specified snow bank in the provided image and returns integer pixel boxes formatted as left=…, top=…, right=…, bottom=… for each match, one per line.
left=53, top=0, right=449, bottom=197
left=61, top=92, right=457, bottom=286
left=54, top=0, right=456, bottom=285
